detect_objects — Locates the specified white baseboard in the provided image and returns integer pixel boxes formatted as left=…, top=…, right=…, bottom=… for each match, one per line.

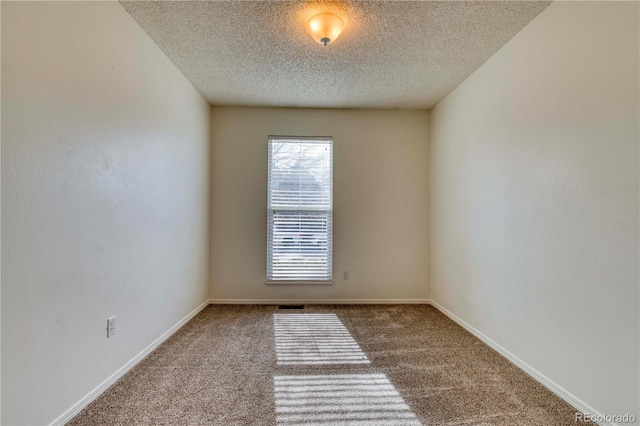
left=208, top=298, right=431, bottom=305
left=426, top=299, right=614, bottom=426
left=51, top=299, right=210, bottom=426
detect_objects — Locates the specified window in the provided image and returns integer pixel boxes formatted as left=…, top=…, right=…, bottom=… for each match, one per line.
left=267, top=136, right=333, bottom=282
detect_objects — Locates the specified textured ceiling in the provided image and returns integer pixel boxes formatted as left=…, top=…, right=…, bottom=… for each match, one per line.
left=120, top=1, right=551, bottom=109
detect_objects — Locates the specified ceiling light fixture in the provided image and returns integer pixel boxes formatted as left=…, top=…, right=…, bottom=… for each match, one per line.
left=305, top=12, right=344, bottom=46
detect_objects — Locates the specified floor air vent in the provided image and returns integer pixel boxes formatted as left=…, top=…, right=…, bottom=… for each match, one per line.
left=278, top=305, right=304, bottom=310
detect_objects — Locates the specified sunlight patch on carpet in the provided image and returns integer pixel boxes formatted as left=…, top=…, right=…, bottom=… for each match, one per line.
left=274, top=314, right=370, bottom=365
left=274, top=374, right=421, bottom=425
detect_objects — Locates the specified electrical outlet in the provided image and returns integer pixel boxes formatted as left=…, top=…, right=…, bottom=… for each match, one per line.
left=343, top=271, right=349, bottom=280
left=107, top=316, right=116, bottom=338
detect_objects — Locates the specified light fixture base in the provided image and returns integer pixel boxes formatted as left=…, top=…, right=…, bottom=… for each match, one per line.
left=320, top=37, right=331, bottom=46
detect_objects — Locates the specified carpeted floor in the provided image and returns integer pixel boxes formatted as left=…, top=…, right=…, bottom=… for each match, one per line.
left=69, top=305, right=579, bottom=425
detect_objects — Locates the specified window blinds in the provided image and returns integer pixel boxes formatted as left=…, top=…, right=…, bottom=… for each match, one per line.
left=267, top=137, right=333, bottom=281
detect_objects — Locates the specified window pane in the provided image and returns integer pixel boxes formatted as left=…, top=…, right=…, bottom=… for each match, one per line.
left=268, top=139, right=332, bottom=211
left=270, top=212, right=331, bottom=280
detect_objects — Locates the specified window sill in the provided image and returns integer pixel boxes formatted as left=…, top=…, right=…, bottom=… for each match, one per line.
left=265, top=280, right=334, bottom=286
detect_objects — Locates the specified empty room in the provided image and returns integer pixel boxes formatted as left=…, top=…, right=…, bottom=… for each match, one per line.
left=2, top=1, right=638, bottom=425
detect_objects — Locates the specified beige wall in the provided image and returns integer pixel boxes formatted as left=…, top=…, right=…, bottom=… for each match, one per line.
left=429, top=1, right=639, bottom=421
left=1, top=2, right=211, bottom=424
left=210, top=107, right=429, bottom=302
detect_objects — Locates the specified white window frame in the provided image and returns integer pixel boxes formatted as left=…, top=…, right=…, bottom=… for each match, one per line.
left=266, top=136, right=333, bottom=285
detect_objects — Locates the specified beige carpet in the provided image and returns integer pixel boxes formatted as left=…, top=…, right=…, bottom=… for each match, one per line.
left=69, top=305, right=579, bottom=425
